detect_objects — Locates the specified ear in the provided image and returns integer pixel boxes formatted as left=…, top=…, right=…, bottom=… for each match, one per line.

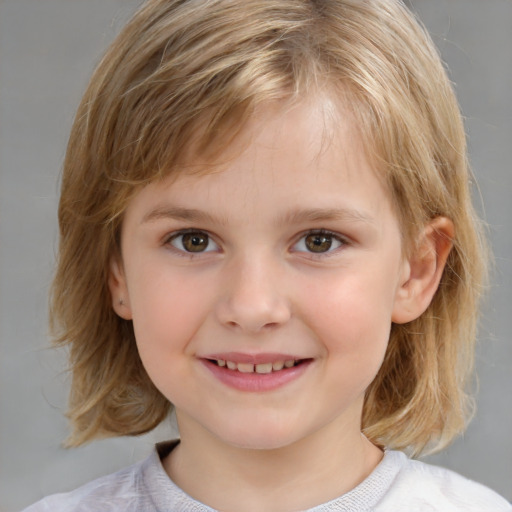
left=108, top=255, right=133, bottom=320
left=392, top=217, right=454, bottom=324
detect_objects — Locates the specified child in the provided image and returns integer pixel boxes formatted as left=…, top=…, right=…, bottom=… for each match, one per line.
left=23, top=0, right=511, bottom=510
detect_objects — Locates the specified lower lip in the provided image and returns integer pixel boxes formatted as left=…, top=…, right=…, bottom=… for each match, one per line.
left=201, top=359, right=312, bottom=392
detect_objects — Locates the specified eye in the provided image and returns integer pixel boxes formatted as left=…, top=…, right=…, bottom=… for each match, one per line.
left=292, top=230, right=345, bottom=254
left=168, top=230, right=219, bottom=253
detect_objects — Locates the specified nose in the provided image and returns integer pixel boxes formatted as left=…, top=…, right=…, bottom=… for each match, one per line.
left=214, top=254, right=291, bottom=333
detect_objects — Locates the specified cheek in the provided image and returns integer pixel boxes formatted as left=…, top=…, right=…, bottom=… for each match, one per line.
left=322, top=290, right=392, bottom=401
left=302, top=271, right=396, bottom=362
left=128, top=266, right=212, bottom=357
left=128, top=270, right=210, bottom=403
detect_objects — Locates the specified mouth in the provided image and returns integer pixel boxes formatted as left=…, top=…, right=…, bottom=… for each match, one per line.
left=200, top=355, right=313, bottom=392
left=207, top=358, right=309, bottom=374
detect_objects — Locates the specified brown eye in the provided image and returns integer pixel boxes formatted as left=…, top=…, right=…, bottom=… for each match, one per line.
left=181, top=232, right=209, bottom=252
left=170, top=231, right=217, bottom=253
left=292, top=231, right=344, bottom=255
left=304, top=233, right=333, bottom=253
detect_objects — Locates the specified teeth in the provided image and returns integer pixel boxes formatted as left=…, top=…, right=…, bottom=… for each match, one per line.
left=237, top=362, right=255, bottom=373
left=214, top=359, right=299, bottom=373
left=255, top=363, right=273, bottom=374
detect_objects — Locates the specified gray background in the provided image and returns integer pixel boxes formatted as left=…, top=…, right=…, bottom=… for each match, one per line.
left=0, top=1, right=510, bottom=510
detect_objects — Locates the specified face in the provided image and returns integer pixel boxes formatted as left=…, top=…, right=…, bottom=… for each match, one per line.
left=110, top=98, right=412, bottom=451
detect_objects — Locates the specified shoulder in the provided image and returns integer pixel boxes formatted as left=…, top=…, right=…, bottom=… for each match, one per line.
left=376, top=451, right=512, bottom=512
left=20, top=440, right=218, bottom=512
left=20, top=456, right=149, bottom=512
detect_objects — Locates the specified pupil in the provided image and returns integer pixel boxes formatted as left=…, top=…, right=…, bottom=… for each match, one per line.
left=306, top=234, right=332, bottom=253
left=183, top=233, right=208, bottom=252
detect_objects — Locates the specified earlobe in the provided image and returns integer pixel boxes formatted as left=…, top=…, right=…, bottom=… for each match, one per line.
left=392, top=217, right=454, bottom=324
left=108, top=255, right=133, bottom=320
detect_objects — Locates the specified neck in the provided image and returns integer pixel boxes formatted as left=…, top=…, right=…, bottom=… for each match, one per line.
left=164, top=413, right=383, bottom=512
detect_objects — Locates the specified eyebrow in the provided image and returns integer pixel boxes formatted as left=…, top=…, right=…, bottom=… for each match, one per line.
left=279, top=207, right=376, bottom=226
left=141, top=205, right=376, bottom=227
left=141, top=206, right=227, bottom=225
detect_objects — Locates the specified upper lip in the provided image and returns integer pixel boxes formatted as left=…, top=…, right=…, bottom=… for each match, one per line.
left=201, top=352, right=307, bottom=365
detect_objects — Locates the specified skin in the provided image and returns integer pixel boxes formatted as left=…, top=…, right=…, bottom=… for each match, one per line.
left=109, top=97, right=453, bottom=511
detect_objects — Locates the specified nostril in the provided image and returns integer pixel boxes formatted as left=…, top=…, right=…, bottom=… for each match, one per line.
left=225, top=320, right=280, bottom=331
left=215, top=294, right=292, bottom=332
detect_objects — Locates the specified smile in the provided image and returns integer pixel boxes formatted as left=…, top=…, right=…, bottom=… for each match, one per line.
left=201, top=355, right=313, bottom=392
left=212, top=359, right=300, bottom=374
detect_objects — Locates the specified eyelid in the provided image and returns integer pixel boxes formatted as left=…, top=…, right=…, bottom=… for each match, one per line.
left=162, top=228, right=348, bottom=256
left=164, top=228, right=220, bottom=254
left=290, top=229, right=349, bottom=255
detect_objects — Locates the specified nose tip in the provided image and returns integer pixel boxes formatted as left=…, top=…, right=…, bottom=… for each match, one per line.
left=218, top=300, right=291, bottom=333
left=215, top=262, right=291, bottom=333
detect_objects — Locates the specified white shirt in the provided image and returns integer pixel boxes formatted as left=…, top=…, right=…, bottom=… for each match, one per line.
left=22, top=441, right=511, bottom=512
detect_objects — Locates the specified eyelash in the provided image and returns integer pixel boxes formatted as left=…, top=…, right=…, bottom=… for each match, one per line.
left=165, top=229, right=219, bottom=256
left=164, top=228, right=348, bottom=257
left=291, top=229, right=347, bottom=257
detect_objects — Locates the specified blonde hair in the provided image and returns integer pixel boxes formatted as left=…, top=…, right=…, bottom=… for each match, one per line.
left=52, top=0, right=487, bottom=455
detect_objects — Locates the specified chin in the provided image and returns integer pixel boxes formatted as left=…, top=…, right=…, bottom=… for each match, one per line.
left=212, top=420, right=307, bottom=452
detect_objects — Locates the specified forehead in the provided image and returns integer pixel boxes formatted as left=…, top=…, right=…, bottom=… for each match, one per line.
left=123, top=97, right=396, bottom=232
left=167, top=94, right=383, bottom=188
